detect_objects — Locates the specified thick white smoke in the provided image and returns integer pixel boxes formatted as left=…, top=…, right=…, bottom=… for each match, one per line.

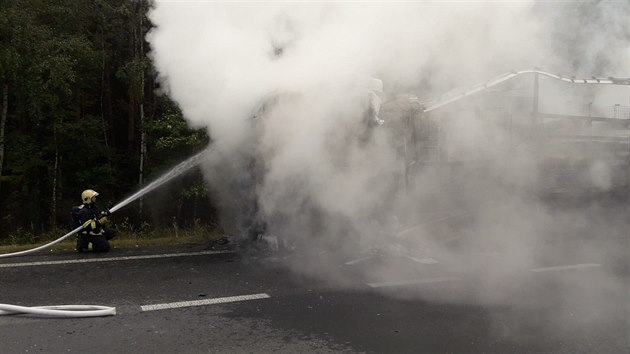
left=148, top=2, right=547, bottom=135
left=148, top=0, right=629, bottom=334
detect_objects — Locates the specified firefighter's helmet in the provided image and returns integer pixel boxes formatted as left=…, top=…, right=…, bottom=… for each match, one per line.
left=81, top=189, right=99, bottom=204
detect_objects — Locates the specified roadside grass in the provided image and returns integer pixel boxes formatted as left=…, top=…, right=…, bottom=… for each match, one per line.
left=0, top=225, right=224, bottom=255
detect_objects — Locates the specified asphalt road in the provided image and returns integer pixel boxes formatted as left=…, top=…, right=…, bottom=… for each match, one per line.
left=1, top=241, right=628, bottom=353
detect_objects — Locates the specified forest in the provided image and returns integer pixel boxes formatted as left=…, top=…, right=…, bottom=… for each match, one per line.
left=0, top=0, right=214, bottom=244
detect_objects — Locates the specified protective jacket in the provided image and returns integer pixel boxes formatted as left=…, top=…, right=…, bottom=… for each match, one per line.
left=77, top=203, right=110, bottom=236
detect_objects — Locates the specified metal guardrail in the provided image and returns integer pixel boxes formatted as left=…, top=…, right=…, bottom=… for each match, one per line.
left=423, top=69, right=630, bottom=113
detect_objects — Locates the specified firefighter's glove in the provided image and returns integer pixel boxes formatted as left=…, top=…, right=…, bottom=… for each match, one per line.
left=97, top=210, right=110, bottom=224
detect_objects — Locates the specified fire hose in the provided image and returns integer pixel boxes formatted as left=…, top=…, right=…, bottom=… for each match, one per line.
left=0, top=148, right=211, bottom=318
left=0, top=304, right=116, bottom=318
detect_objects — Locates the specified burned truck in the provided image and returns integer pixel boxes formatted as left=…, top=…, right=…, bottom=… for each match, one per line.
left=234, top=70, right=629, bottom=255
left=385, top=70, right=630, bottom=196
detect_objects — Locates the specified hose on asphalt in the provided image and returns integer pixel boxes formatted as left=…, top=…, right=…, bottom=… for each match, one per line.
left=0, top=149, right=213, bottom=318
left=0, top=304, right=116, bottom=318
left=0, top=225, right=118, bottom=318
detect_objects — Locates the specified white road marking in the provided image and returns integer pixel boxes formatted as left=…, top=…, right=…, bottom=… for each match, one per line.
left=529, top=263, right=602, bottom=273
left=140, top=293, right=271, bottom=312
left=344, top=254, right=437, bottom=266
left=366, top=276, right=461, bottom=288
left=0, top=250, right=235, bottom=268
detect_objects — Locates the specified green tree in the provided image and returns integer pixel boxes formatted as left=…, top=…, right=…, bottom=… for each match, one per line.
left=0, top=0, right=213, bottom=243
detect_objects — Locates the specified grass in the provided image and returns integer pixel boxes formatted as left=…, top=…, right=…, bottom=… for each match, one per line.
left=0, top=225, right=225, bottom=255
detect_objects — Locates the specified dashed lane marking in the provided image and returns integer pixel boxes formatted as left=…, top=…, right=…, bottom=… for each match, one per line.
left=140, top=293, right=271, bottom=312
left=529, top=263, right=602, bottom=273
left=0, top=250, right=236, bottom=268
left=366, top=276, right=461, bottom=288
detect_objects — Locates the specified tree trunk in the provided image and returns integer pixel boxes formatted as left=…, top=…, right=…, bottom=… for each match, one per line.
left=138, top=105, right=145, bottom=215
left=127, top=93, right=136, bottom=153
left=127, top=13, right=136, bottom=154
left=100, top=32, right=114, bottom=184
left=51, top=124, right=59, bottom=229
left=137, top=5, right=146, bottom=217
left=0, top=82, right=8, bottom=194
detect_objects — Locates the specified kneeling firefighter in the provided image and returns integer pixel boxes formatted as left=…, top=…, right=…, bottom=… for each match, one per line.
left=76, top=189, right=116, bottom=252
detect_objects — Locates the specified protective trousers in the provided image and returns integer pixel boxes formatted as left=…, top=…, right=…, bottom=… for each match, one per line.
left=76, top=228, right=116, bottom=253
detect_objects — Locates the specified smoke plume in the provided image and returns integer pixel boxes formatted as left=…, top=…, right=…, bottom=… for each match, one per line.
left=148, top=0, right=629, bottom=336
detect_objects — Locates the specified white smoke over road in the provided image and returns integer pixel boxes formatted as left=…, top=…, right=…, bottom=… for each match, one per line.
left=147, top=0, right=629, bottom=334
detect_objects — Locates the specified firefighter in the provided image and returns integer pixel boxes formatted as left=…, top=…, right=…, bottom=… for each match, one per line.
left=76, top=189, right=116, bottom=253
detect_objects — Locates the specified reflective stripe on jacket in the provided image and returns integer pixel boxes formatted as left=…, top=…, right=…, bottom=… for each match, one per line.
left=77, top=204, right=107, bottom=236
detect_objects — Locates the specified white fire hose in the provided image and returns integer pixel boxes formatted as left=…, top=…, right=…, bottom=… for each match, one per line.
left=0, top=226, right=84, bottom=259
left=0, top=226, right=118, bottom=317
left=0, top=228, right=119, bottom=318
left=0, top=304, right=116, bottom=318
left=0, top=148, right=211, bottom=318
